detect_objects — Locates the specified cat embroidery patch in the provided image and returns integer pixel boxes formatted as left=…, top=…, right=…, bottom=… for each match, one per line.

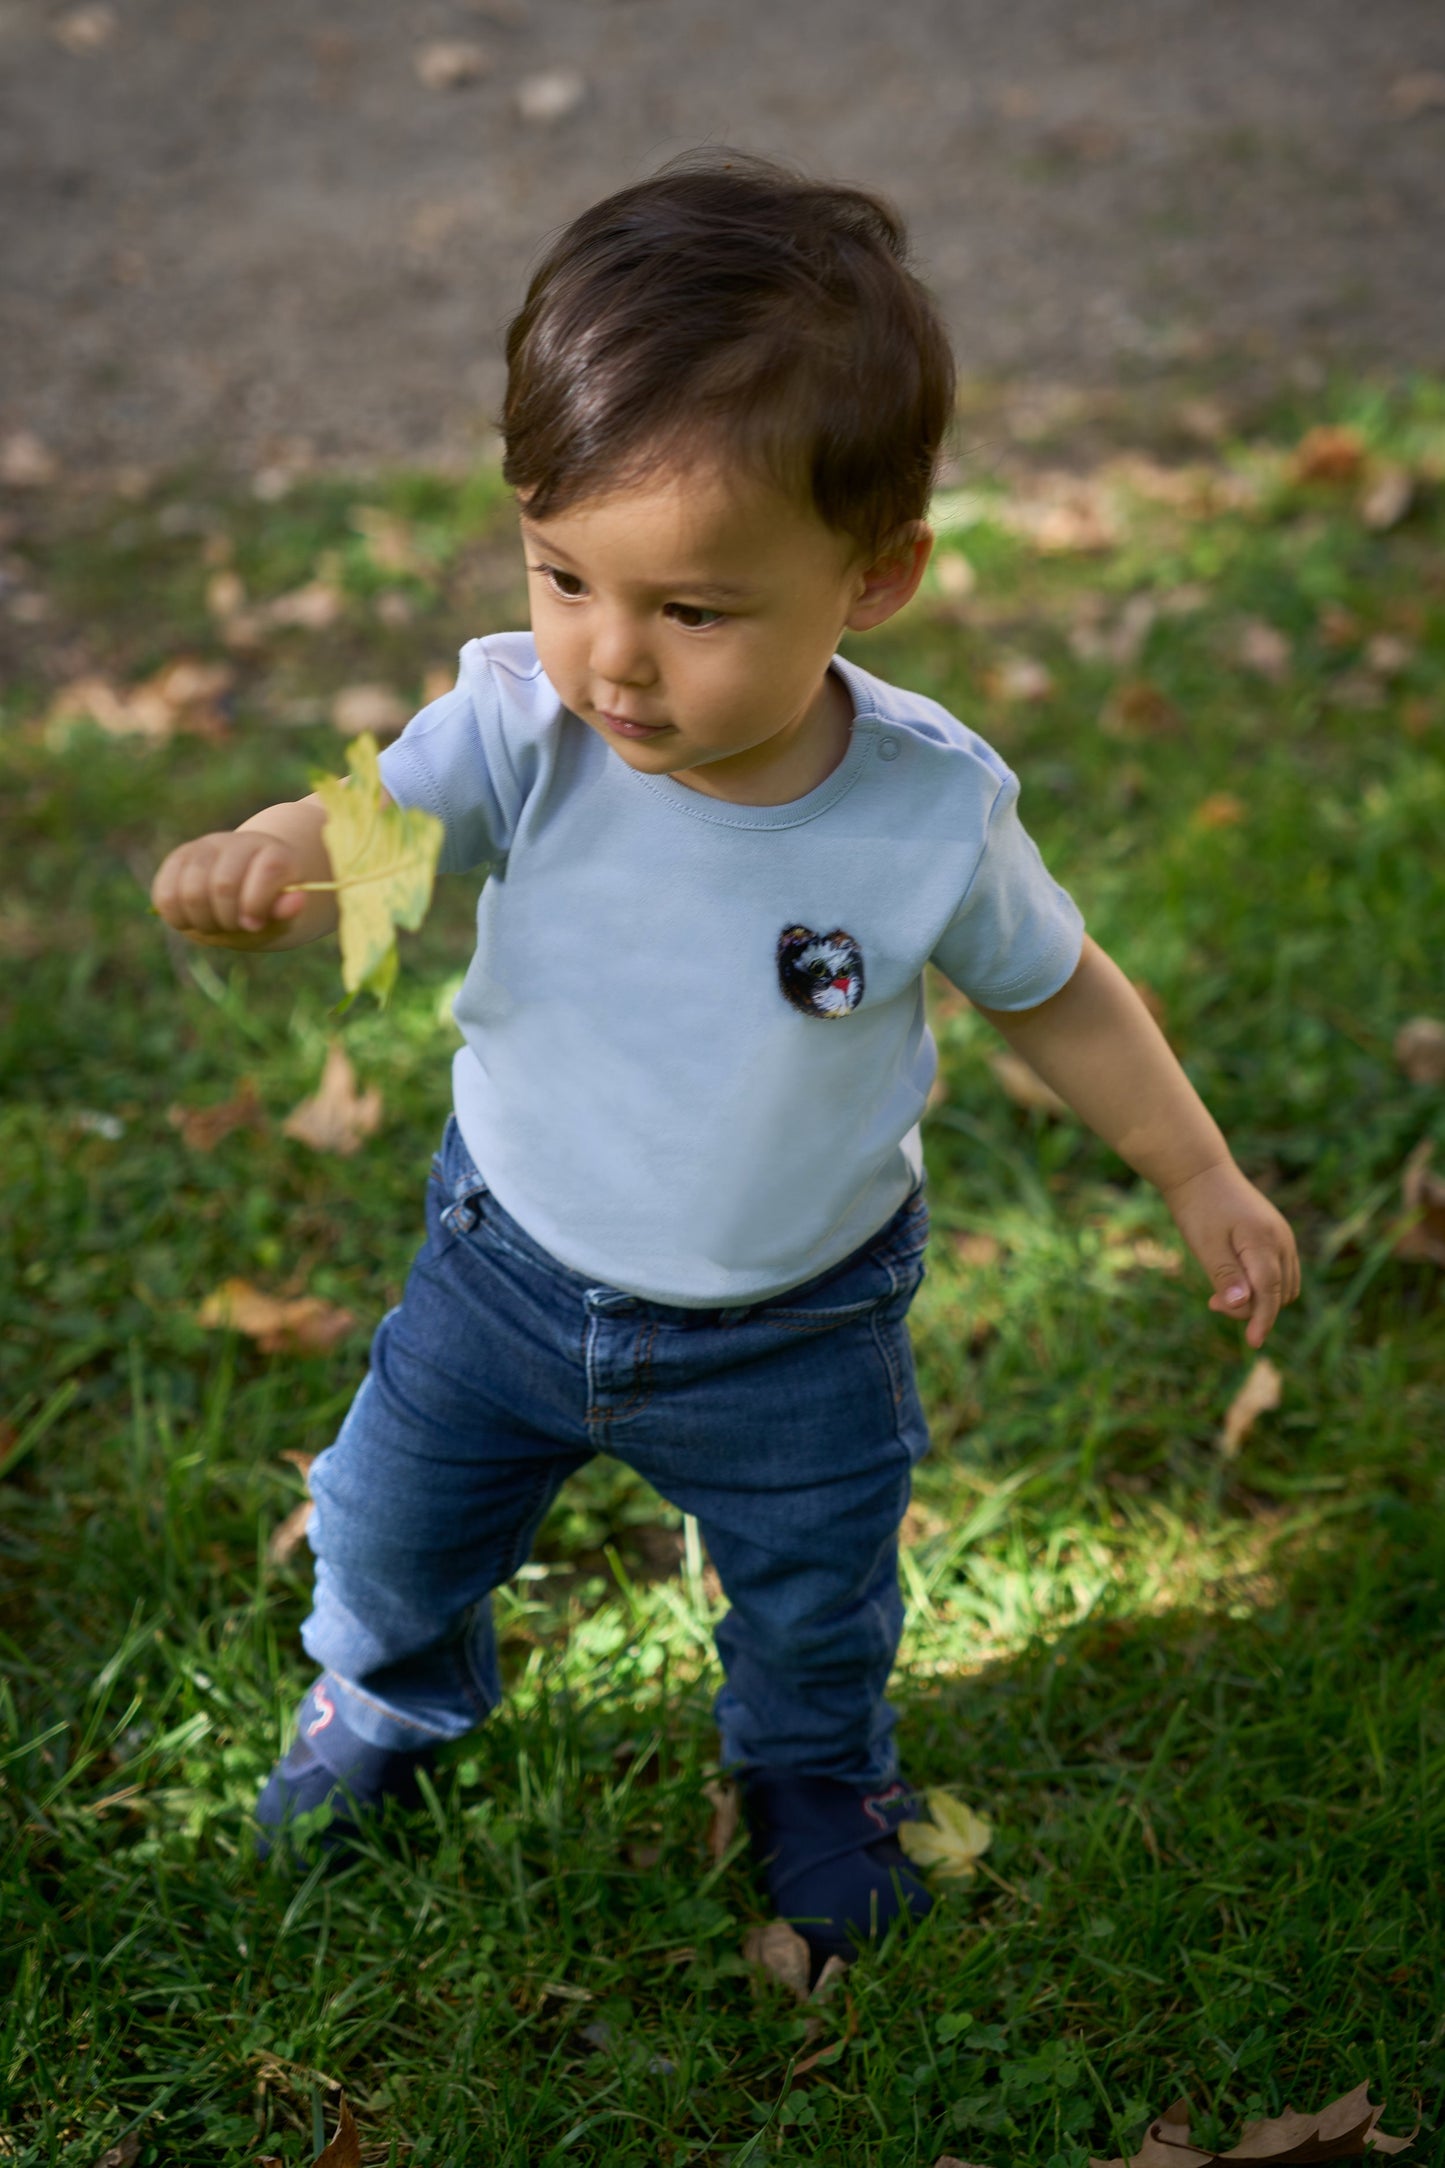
left=777, top=924, right=865, bottom=1019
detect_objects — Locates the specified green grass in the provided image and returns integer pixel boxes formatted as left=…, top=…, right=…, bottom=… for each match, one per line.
left=3, top=379, right=1445, bottom=2165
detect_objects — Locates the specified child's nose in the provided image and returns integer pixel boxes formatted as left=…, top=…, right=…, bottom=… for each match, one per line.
left=590, top=612, right=656, bottom=688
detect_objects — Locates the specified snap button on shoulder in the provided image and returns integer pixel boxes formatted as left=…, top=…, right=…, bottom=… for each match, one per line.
left=877, top=734, right=900, bottom=762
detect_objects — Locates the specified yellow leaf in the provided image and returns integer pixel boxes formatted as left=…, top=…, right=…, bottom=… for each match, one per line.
left=897, top=1792, right=993, bottom=1881
left=304, top=733, right=443, bottom=1004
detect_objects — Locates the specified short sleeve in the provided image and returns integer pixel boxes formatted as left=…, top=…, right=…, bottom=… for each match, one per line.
left=377, top=646, right=532, bottom=876
left=931, top=774, right=1084, bottom=1010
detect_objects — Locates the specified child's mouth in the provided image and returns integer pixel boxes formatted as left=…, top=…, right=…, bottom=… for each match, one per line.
left=599, top=710, right=672, bottom=740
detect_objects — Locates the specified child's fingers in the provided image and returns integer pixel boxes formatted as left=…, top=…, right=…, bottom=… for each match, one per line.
left=236, top=842, right=302, bottom=930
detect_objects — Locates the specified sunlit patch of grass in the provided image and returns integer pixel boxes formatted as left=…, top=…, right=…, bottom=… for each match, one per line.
left=2, top=382, right=1443, bottom=2163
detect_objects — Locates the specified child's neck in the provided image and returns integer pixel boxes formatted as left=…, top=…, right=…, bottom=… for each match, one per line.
left=672, top=667, right=854, bottom=808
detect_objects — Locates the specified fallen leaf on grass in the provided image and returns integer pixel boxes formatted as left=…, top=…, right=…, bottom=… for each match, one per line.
left=87, top=2137, right=139, bottom=2168
left=1124, top=1237, right=1184, bottom=1275
left=1193, top=793, right=1246, bottom=829
left=198, top=1279, right=357, bottom=1356
left=1293, top=425, right=1367, bottom=485
left=282, top=1044, right=383, bottom=1155
left=1359, top=466, right=1414, bottom=532
left=1100, top=680, right=1183, bottom=740
left=1388, top=70, right=1445, bottom=117
left=52, top=3, right=116, bottom=52
left=295, top=732, right=444, bottom=1002
left=744, top=1918, right=812, bottom=1999
left=1362, top=634, right=1413, bottom=682
left=166, top=1077, right=266, bottom=1151
left=352, top=504, right=429, bottom=578
left=331, top=683, right=409, bottom=740
left=952, top=1230, right=1002, bottom=1268
left=1236, top=619, right=1292, bottom=683
left=47, top=660, right=232, bottom=744
left=267, top=579, right=345, bottom=631
left=933, top=2158, right=991, bottom=2168
left=268, top=1498, right=315, bottom=1566
left=1089, top=2081, right=1415, bottom=2165
left=1, top=429, right=59, bottom=486
left=897, top=1793, right=993, bottom=1881
left=1394, top=1140, right=1445, bottom=1265
left=989, top=1049, right=1070, bottom=1117
left=312, top=2098, right=362, bottom=2167
left=515, top=67, right=587, bottom=122
left=704, top=1777, right=740, bottom=1862
left=414, top=39, right=492, bottom=89
left=1395, top=1016, right=1445, bottom=1085
left=933, top=550, right=977, bottom=601
left=1217, top=1358, right=1282, bottom=1460
left=984, top=652, right=1054, bottom=703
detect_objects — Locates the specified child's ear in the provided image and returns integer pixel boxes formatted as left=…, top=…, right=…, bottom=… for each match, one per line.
left=845, top=523, right=934, bottom=633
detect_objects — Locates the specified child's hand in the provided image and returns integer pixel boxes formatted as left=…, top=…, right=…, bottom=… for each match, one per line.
left=1160, top=1159, right=1300, bottom=1348
left=151, top=828, right=312, bottom=944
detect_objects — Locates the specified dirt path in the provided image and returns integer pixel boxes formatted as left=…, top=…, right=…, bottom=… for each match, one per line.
left=4, top=0, right=1445, bottom=475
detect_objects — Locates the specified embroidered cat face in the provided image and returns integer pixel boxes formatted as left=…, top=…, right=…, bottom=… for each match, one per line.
left=777, top=924, right=865, bottom=1019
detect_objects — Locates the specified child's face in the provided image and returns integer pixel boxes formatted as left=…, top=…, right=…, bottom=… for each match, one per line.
left=520, top=457, right=927, bottom=802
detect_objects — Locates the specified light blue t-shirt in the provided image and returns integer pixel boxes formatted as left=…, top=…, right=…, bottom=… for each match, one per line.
left=378, top=633, right=1084, bottom=1306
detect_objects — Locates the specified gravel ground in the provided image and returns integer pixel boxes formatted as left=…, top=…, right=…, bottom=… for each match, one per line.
left=4, top=0, right=1445, bottom=475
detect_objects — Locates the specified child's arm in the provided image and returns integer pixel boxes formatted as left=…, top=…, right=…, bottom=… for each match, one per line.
left=150, top=792, right=352, bottom=951
left=974, top=936, right=1300, bottom=1348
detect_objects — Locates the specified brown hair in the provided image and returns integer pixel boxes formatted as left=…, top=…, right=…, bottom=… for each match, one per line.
left=501, top=152, right=955, bottom=556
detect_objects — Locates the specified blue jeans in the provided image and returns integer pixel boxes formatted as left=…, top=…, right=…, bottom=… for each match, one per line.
left=301, top=1117, right=931, bottom=1787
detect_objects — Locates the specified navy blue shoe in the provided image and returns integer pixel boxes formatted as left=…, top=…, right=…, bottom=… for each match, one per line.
left=742, top=1770, right=934, bottom=1967
left=255, top=1678, right=434, bottom=1860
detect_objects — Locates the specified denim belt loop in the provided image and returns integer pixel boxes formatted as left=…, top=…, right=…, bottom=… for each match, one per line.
left=440, top=1178, right=484, bottom=1239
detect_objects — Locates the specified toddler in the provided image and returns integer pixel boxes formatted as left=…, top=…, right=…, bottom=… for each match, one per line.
left=151, top=154, right=1298, bottom=1966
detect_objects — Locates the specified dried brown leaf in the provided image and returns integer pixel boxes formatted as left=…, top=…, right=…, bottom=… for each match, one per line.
left=809, top=1953, right=849, bottom=2005
left=352, top=505, right=429, bottom=578
left=1395, top=1140, right=1445, bottom=1265
left=1194, top=793, right=1247, bottom=830
left=985, top=652, right=1054, bottom=703
left=267, top=1498, right=315, bottom=1566
left=515, top=67, right=587, bottom=122
left=1100, top=680, right=1183, bottom=739
left=1365, top=633, right=1413, bottom=678
left=331, top=683, right=409, bottom=740
left=1, top=429, right=60, bottom=486
left=1359, top=466, right=1414, bottom=532
left=1218, top=1358, right=1283, bottom=1459
left=933, top=2157, right=992, bottom=2168
left=414, top=39, right=492, bottom=89
left=989, top=1049, right=1071, bottom=1117
left=704, top=1778, right=740, bottom=1862
left=282, top=1044, right=383, bottom=1156
left=312, top=2098, right=362, bottom=2167
left=266, top=579, right=345, bottom=631
left=952, top=1230, right=1002, bottom=1268
left=1395, top=1016, right=1445, bottom=1085
left=47, top=662, right=229, bottom=745
left=933, top=550, right=977, bottom=601
left=1293, top=426, right=1367, bottom=485
left=1126, top=1238, right=1184, bottom=1275
left=88, top=2138, right=140, bottom=2168
left=197, top=1278, right=357, bottom=1356
left=53, top=3, right=116, bottom=53
left=167, top=1077, right=266, bottom=1151
left=1236, top=619, right=1292, bottom=683
left=743, top=1918, right=811, bottom=2000
left=1388, top=70, right=1445, bottom=117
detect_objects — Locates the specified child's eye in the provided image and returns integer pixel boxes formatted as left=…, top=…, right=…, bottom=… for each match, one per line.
left=532, top=563, right=586, bottom=599
left=665, top=602, right=723, bottom=630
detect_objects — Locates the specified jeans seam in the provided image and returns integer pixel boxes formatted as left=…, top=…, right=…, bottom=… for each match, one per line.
left=584, top=1316, right=658, bottom=1436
